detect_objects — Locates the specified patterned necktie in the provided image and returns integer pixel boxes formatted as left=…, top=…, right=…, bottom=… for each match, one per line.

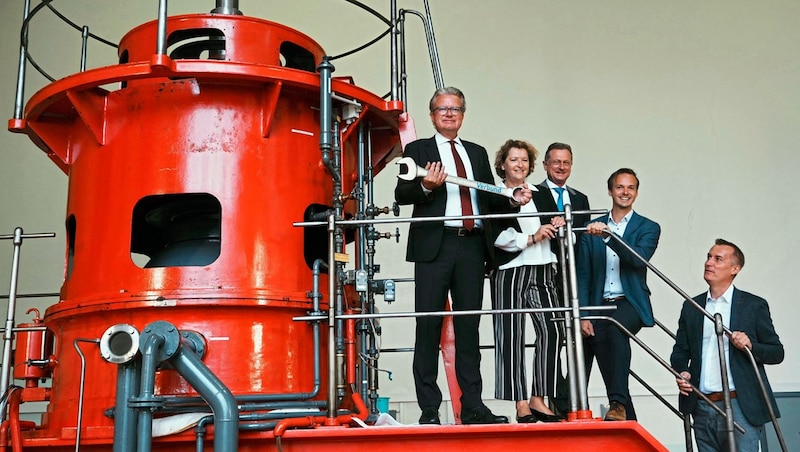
left=554, top=187, right=565, bottom=211
left=449, top=140, right=475, bottom=230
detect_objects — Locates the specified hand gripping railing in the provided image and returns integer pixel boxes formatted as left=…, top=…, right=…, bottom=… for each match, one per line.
left=599, top=230, right=787, bottom=452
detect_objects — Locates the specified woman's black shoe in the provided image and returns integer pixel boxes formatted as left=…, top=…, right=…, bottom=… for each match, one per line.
left=515, top=413, right=538, bottom=423
left=531, top=408, right=562, bottom=423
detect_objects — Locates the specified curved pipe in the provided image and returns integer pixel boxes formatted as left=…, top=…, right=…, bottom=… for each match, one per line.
left=0, top=387, right=34, bottom=452
left=318, top=57, right=340, bottom=181
left=168, top=339, right=238, bottom=452
left=273, top=392, right=368, bottom=440
left=194, top=415, right=214, bottom=452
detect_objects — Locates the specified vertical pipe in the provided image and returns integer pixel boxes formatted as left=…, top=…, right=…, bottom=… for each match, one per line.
left=331, top=121, right=346, bottom=398
left=309, top=260, right=326, bottom=402
left=556, top=230, right=579, bottom=413
left=12, top=0, right=31, bottom=120
left=389, top=0, right=399, bottom=100
left=713, top=314, right=737, bottom=452
left=155, top=0, right=169, bottom=56
left=113, top=360, right=141, bottom=452
left=326, top=215, right=337, bottom=420
left=397, top=14, right=408, bottom=107
left=80, top=26, right=89, bottom=72
left=0, top=228, right=24, bottom=392
left=356, top=123, right=370, bottom=405
left=211, top=0, right=242, bottom=15
left=318, top=58, right=339, bottom=181
left=365, top=127, right=380, bottom=408
left=422, top=0, right=445, bottom=88
left=563, top=205, right=589, bottom=412
left=136, top=334, right=165, bottom=452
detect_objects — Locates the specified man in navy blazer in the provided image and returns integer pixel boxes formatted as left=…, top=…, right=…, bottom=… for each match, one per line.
left=537, top=142, right=591, bottom=229
left=670, top=239, right=783, bottom=452
left=536, top=141, right=592, bottom=416
left=577, top=168, right=660, bottom=421
left=395, top=87, right=528, bottom=425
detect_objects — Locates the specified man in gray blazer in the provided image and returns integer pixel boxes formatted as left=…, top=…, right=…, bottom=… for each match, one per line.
left=670, top=239, right=783, bottom=452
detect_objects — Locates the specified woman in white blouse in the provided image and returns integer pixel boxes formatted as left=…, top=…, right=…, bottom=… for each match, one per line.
left=490, top=139, right=565, bottom=423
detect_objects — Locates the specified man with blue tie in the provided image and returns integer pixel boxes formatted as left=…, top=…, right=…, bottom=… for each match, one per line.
left=577, top=168, right=660, bottom=421
left=395, top=87, right=530, bottom=425
left=538, top=142, right=591, bottom=229
left=537, top=142, right=591, bottom=417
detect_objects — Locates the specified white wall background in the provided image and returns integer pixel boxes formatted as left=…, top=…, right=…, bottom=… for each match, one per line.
left=1, top=1, right=798, bottom=450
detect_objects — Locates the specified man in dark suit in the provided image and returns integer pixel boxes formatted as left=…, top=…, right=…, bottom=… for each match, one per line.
left=395, top=87, right=529, bottom=425
left=577, top=168, right=660, bottom=421
left=537, top=141, right=591, bottom=417
left=670, top=239, right=783, bottom=452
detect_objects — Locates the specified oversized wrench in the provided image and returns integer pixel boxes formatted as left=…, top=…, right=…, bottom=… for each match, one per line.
left=396, top=156, right=522, bottom=200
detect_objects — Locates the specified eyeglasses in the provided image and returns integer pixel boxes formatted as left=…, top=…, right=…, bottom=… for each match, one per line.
left=431, top=106, right=464, bottom=115
left=545, top=159, right=572, bottom=167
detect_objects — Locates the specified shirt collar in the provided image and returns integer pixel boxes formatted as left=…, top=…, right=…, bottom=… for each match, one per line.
left=435, top=133, right=461, bottom=147
left=707, top=284, right=735, bottom=304
left=545, top=179, right=566, bottom=191
left=609, top=210, right=634, bottom=226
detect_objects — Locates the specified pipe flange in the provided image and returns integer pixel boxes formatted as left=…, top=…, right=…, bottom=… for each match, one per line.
left=140, top=320, right=181, bottom=361
left=179, top=330, right=206, bottom=359
left=99, top=324, right=140, bottom=364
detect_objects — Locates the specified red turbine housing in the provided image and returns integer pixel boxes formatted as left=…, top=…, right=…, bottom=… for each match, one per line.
left=9, top=12, right=402, bottom=449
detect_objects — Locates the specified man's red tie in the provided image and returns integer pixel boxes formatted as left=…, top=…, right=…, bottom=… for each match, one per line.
left=449, top=140, right=475, bottom=231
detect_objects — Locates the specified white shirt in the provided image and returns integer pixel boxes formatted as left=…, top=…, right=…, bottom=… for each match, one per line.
left=699, top=284, right=736, bottom=393
left=432, top=133, right=481, bottom=228
left=602, top=211, right=633, bottom=298
left=494, top=185, right=557, bottom=270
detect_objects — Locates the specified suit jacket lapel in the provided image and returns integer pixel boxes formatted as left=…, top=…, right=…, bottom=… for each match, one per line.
left=597, top=214, right=609, bottom=262
left=621, top=211, right=641, bottom=240
left=729, top=287, right=743, bottom=332
left=694, top=295, right=708, bottom=334
left=425, top=136, right=442, bottom=163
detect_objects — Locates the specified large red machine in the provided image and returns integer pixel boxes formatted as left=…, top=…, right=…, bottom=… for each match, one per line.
left=2, top=1, right=667, bottom=450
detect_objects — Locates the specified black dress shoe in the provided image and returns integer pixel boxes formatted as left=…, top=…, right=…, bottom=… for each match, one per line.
left=419, top=407, right=441, bottom=424
left=515, top=413, right=538, bottom=423
left=461, top=407, right=509, bottom=425
left=531, top=408, right=562, bottom=423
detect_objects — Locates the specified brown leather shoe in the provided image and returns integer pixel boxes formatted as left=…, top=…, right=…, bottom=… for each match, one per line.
left=604, top=401, right=626, bottom=421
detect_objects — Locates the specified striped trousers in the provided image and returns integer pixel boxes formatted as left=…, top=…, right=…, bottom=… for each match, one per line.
left=491, top=264, right=564, bottom=401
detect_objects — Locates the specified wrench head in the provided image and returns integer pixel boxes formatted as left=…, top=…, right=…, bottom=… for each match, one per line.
left=396, top=156, right=419, bottom=180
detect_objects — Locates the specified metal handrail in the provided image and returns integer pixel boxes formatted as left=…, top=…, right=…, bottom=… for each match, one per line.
left=582, top=314, right=745, bottom=434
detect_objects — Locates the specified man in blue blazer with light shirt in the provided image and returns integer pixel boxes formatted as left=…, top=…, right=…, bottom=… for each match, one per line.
left=670, top=239, right=783, bottom=452
left=577, top=168, right=661, bottom=421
